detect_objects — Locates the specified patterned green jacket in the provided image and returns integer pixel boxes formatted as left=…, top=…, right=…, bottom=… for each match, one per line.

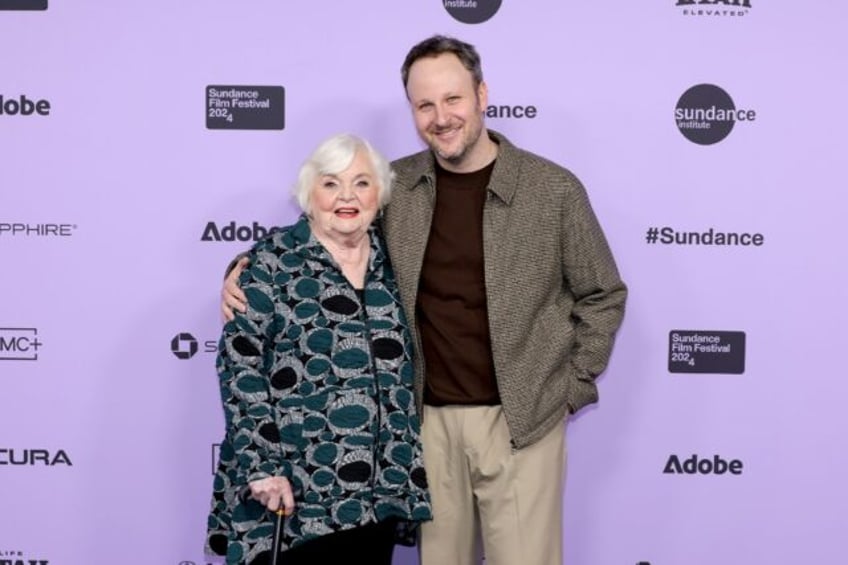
left=206, top=215, right=432, bottom=564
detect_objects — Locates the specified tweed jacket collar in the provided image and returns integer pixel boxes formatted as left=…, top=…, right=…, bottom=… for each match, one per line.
left=400, top=129, right=523, bottom=206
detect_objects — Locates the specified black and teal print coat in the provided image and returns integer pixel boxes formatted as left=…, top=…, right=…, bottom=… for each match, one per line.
left=205, top=215, right=431, bottom=565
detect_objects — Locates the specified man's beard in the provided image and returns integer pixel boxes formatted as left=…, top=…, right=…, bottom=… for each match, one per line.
left=429, top=118, right=484, bottom=166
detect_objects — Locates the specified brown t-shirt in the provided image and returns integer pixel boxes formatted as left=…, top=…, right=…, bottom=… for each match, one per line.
left=417, top=160, right=500, bottom=406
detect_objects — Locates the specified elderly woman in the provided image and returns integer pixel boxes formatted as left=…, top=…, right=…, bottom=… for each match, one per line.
left=205, top=133, right=432, bottom=565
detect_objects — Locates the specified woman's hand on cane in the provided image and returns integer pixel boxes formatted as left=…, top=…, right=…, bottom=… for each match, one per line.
left=249, top=476, right=295, bottom=515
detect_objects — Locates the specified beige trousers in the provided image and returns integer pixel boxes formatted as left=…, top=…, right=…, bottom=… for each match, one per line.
left=419, top=405, right=567, bottom=565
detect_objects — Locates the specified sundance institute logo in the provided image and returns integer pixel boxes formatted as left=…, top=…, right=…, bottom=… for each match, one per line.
left=443, top=0, right=501, bottom=24
left=675, top=84, right=756, bottom=145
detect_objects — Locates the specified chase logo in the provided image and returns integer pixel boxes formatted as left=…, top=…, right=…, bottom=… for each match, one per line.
left=171, top=332, right=218, bottom=359
left=0, top=0, right=47, bottom=9
left=443, top=0, right=501, bottom=24
left=171, top=332, right=198, bottom=359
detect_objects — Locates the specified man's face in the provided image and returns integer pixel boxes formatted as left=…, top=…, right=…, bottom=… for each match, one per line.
left=405, top=53, right=488, bottom=171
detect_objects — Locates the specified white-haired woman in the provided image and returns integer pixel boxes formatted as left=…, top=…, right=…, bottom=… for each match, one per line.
left=206, top=134, right=432, bottom=565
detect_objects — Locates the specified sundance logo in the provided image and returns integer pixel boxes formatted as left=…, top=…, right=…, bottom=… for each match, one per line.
left=201, top=221, right=278, bottom=242
left=206, top=85, right=284, bottom=130
left=486, top=104, right=538, bottom=119
left=663, top=453, right=742, bottom=475
left=0, top=448, right=72, bottom=466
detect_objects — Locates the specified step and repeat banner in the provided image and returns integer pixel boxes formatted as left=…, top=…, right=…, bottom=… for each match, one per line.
left=2, top=1, right=847, bottom=564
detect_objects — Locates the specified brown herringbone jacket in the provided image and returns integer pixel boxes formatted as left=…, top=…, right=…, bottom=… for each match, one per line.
left=383, top=130, right=627, bottom=449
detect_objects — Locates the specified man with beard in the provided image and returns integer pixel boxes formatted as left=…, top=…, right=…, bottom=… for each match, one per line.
left=222, top=35, right=627, bottom=565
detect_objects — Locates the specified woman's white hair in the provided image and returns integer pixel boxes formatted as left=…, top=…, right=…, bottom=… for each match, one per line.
left=293, top=133, right=394, bottom=215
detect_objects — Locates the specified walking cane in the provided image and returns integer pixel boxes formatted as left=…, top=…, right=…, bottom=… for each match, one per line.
left=270, top=506, right=284, bottom=565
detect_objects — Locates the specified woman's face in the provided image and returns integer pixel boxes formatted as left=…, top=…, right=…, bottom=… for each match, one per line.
left=308, top=148, right=380, bottom=244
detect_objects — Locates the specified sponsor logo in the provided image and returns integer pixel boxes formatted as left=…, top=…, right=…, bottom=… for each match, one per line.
left=645, top=226, right=764, bottom=247
left=675, top=84, right=755, bottom=145
left=0, top=0, right=47, bottom=10
left=212, top=443, right=221, bottom=474
left=0, top=223, right=77, bottom=237
left=676, top=0, right=751, bottom=17
left=171, top=332, right=217, bottom=360
left=0, top=328, right=42, bottom=361
left=0, top=95, right=50, bottom=116
left=443, top=0, right=501, bottom=24
left=669, top=330, right=746, bottom=374
left=0, top=551, right=49, bottom=565
left=0, top=448, right=72, bottom=466
left=171, top=333, right=198, bottom=359
left=664, top=454, right=743, bottom=475
left=485, top=104, right=538, bottom=119
left=200, top=221, right=278, bottom=242
left=206, top=85, right=284, bottom=130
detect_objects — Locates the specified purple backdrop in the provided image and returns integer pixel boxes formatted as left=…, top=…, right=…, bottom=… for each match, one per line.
left=2, top=1, right=847, bottom=564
